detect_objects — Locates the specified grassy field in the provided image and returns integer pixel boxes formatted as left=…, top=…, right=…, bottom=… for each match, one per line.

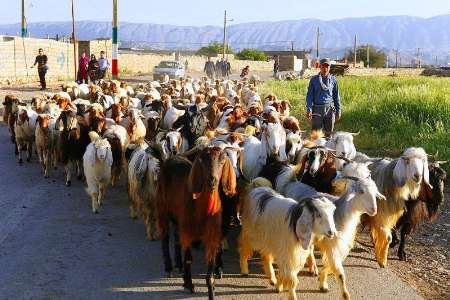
left=261, top=76, right=450, bottom=170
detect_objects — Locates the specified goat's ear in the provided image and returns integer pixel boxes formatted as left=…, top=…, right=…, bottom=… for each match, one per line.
left=393, top=158, right=407, bottom=187
left=221, top=156, right=237, bottom=197
left=296, top=153, right=309, bottom=180
left=87, top=145, right=97, bottom=166
left=177, top=134, right=183, bottom=150
left=238, top=150, right=245, bottom=179
left=189, top=156, right=204, bottom=196
left=423, top=159, right=430, bottom=185
left=376, top=192, right=387, bottom=201
left=295, top=207, right=314, bottom=250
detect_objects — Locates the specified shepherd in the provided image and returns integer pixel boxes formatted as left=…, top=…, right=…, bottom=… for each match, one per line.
left=305, top=58, right=342, bottom=137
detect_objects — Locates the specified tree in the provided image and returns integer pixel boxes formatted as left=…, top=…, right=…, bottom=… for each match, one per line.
left=235, top=48, right=267, bottom=61
left=346, top=45, right=387, bottom=68
left=196, top=42, right=233, bottom=57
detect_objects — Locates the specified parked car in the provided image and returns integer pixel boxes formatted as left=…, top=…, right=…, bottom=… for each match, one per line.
left=153, top=60, right=185, bottom=81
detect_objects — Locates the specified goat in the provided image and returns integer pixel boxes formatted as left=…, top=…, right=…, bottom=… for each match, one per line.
left=35, top=114, right=58, bottom=177
left=3, top=95, right=20, bottom=151
left=127, top=143, right=164, bottom=240
left=14, top=106, right=38, bottom=164
left=391, top=161, right=447, bottom=261
left=126, top=108, right=146, bottom=143
left=157, top=147, right=237, bottom=299
left=284, top=176, right=386, bottom=300
left=325, top=131, right=359, bottom=170
left=242, top=122, right=287, bottom=180
left=367, top=147, right=430, bottom=267
left=83, top=132, right=113, bottom=213
left=239, top=186, right=336, bottom=300
left=56, top=110, right=90, bottom=186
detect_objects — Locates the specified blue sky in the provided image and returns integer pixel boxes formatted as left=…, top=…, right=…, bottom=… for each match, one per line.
left=2, top=0, right=449, bottom=26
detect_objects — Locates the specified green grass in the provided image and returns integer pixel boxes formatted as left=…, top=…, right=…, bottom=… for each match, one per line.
left=261, top=76, right=450, bottom=171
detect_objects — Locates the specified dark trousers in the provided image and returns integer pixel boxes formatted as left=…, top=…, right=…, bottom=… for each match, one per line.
left=311, top=104, right=335, bottom=137
left=38, top=68, right=47, bottom=89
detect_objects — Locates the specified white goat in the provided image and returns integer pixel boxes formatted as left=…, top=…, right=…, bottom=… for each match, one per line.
left=14, top=106, right=38, bottom=164
left=284, top=176, right=386, bottom=300
left=161, top=99, right=185, bottom=130
left=242, top=122, right=287, bottom=180
left=239, top=186, right=336, bottom=300
left=325, top=131, right=359, bottom=170
left=367, top=147, right=430, bottom=267
left=83, top=132, right=113, bottom=213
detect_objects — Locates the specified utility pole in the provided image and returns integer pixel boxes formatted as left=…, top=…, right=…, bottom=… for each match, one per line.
left=21, top=0, right=27, bottom=37
left=416, top=48, right=421, bottom=68
left=395, top=49, right=398, bottom=68
left=353, top=34, right=357, bottom=67
left=435, top=55, right=438, bottom=66
left=112, top=0, right=118, bottom=79
left=366, top=44, right=370, bottom=68
left=291, top=41, right=294, bottom=54
left=316, top=26, right=320, bottom=59
left=71, top=0, right=77, bottom=80
left=223, top=10, right=227, bottom=59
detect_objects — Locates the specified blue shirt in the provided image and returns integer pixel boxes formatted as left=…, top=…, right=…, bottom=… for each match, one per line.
left=306, top=74, right=341, bottom=113
left=98, top=57, right=109, bottom=70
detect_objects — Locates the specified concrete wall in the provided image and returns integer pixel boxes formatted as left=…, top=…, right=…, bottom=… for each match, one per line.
left=0, top=36, right=75, bottom=83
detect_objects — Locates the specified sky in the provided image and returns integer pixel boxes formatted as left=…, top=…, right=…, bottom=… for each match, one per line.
left=1, top=0, right=449, bottom=26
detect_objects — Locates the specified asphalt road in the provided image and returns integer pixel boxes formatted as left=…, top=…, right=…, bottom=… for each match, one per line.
left=0, top=125, right=423, bottom=300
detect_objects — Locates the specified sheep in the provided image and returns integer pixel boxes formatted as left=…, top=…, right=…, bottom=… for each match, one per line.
left=35, top=114, right=59, bottom=177
left=366, top=147, right=430, bottom=267
left=157, top=147, right=237, bottom=299
left=14, top=106, right=38, bottom=164
left=239, top=186, right=336, bottom=300
left=284, top=176, right=386, bottom=300
left=128, top=143, right=165, bottom=240
left=83, top=131, right=113, bottom=213
left=391, top=161, right=447, bottom=261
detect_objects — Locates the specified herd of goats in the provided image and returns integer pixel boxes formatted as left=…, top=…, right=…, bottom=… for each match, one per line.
left=2, top=76, right=447, bottom=300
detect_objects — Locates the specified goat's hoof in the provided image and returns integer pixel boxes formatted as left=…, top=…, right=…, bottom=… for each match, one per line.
left=66, top=180, right=71, bottom=187
left=26, top=158, right=31, bottom=162
left=214, top=268, right=223, bottom=279
left=44, top=175, right=49, bottom=179
left=320, top=287, right=329, bottom=293
left=377, top=262, right=386, bottom=268
left=93, top=210, right=98, bottom=214
left=165, top=271, right=173, bottom=278
left=77, top=175, right=83, bottom=180
left=241, top=273, right=249, bottom=277
left=183, top=283, right=195, bottom=293
left=398, top=253, right=408, bottom=261
left=18, top=159, right=23, bottom=164
left=176, top=267, right=183, bottom=274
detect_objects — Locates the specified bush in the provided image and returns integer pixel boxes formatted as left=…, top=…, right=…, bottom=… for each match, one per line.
left=262, top=77, right=450, bottom=171
left=346, top=45, right=387, bottom=68
left=235, top=48, right=267, bottom=61
left=196, top=42, right=233, bottom=57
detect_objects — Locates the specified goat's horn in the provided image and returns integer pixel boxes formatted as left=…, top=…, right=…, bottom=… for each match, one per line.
left=350, top=131, right=361, bottom=136
left=340, top=176, right=360, bottom=181
left=334, top=155, right=351, bottom=163
left=435, top=160, right=448, bottom=165
left=181, top=145, right=202, bottom=157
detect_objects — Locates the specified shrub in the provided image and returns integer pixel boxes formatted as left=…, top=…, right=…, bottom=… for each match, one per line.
left=235, top=48, right=267, bottom=61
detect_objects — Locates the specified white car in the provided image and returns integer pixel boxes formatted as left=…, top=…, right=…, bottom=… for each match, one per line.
left=153, top=60, right=185, bottom=81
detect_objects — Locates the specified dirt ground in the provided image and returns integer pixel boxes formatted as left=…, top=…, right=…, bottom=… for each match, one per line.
left=0, top=79, right=448, bottom=300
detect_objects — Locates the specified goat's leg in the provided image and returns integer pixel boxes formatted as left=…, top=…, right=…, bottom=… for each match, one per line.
left=214, top=247, right=223, bottom=279
left=319, top=265, right=330, bottom=292
left=161, top=233, right=173, bottom=277
left=262, top=254, right=277, bottom=285
left=26, top=142, right=32, bottom=162
left=238, top=231, right=252, bottom=276
left=76, top=160, right=83, bottom=180
left=91, top=191, right=99, bottom=214
left=390, top=227, right=400, bottom=248
left=183, top=248, right=194, bottom=293
left=206, top=261, right=216, bottom=300
left=174, top=229, right=183, bottom=273
left=43, top=150, right=50, bottom=178
left=65, top=161, right=72, bottom=186
left=98, top=184, right=106, bottom=207
left=333, top=259, right=351, bottom=300
left=17, top=142, right=23, bottom=164
left=306, top=246, right=319, bottom=276
left=398, top=224, right=411, bottom=261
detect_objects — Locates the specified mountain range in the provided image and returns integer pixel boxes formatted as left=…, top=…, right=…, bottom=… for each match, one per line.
left=1, top=15, right=449, bottom=63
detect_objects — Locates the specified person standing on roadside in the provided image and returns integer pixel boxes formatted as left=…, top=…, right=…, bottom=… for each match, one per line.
left=273, top=56, right=279, bottom=77
left=88, top=54, right=99, bottom=84
left=78, top=52, right=89, bottom=84
left=306, top=58, right=341, bottom=137
left=97, top=51, right=109, bottom=80
left=225, top=59, right=231, bottom=78
left=203, top=57, right=215, bottom=80
left=31, top=48, right=48, bottom=90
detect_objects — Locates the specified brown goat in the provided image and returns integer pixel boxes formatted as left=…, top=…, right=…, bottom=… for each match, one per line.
left=3, top=95, right=19, bottom=146
left=157, top=147, right=237, bottom=299
left=391, top=162, right=447, bottom=261
left=298, top=147, right=338, bottom=193
left=282, top=116, right=300, bottom=133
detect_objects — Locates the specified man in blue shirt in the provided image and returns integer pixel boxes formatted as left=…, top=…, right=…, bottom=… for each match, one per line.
left=306, top=58, right=341, bottom=137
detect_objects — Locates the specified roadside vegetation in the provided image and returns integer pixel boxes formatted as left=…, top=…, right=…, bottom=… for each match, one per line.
left=262, top=76, right=450, bottom=169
